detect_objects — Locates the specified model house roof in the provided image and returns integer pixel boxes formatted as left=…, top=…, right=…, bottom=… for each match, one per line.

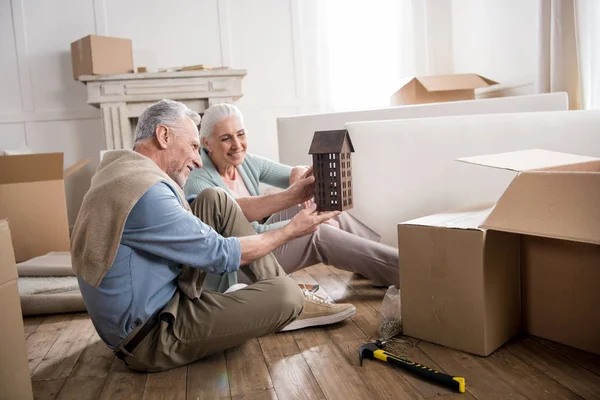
left=308, top=130, right=355, bottom=154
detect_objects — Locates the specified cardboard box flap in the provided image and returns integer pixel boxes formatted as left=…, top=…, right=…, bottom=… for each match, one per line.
left=417, top=74, right=498, bottom=92
left=0, top=220, right=18, bottom=285
left=0, top=153, right=64, bottom=184
left=457, top=149, right=600, bottom=172
left=482, top=172, right=600, bottom=245
left=540, top=159, right=600, bottom=173
left=402, top=205, right=494, bottom=230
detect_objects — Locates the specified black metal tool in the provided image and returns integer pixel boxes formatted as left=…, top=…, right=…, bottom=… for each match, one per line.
left=359, top=340, right=466, bottom=394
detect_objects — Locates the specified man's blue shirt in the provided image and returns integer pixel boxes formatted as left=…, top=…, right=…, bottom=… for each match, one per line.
left=78, top=182, right=241, bottom=348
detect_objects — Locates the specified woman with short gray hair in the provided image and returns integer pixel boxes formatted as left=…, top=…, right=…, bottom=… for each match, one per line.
left=185, top=103, right=399, bottom=288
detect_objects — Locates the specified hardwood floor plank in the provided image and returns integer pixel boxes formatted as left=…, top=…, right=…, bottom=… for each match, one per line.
left=325, top=265, right=387, bottom=308
left=52, top=327, right=114, bottom=400
left=80, top=331, right=115, bottom=361
left=534, top=337, right=600, bottom=377
left=419, top=338, right=589, bottom=400
left=231, top=388, right=278, bottom=399
left=24, top=316, right=46, bottom=339
left=293, top=327, right=373, bottom=399
left=27, top=314, right=74, bottom=375
left=142, top=366, right=187, bottom=400
left=187, top=352, right=230, bottom=400
left=507, top=337, right=600, bottom=399
left=259, top=332, right=326, bottom=400
left=98, top=357, right=147, bottom=400
left=291, top=327, right=330, bottom=348
left=32, top=314, right=96, bottom=381
left=226, top=339, right=274, bottom=398
left=70, top=355, right=113, bottom=380
left=489, top=345, right=582, bottom=400
left=32, top=378, right=66, bottom=400
left=259, top=332, right=299, bottom=358
left=56, top=376, right=106, bottom=400
left=418, top=341, right=527, bottom=400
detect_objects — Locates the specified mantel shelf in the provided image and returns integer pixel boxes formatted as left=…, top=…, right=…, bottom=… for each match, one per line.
left=78, top=69, right=247, bottom=149
left=78, top=69, right=247, bottom=82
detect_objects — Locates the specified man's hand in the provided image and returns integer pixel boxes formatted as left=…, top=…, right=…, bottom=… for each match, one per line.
left=238, top=202, right=339, bottom=265
left=284, top=204, right=340, bottom=239
left=285, top=171, right=315, bottom=208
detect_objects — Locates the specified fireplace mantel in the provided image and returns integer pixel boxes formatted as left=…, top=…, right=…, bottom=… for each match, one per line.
left=79, top=69, right=247, bottom=149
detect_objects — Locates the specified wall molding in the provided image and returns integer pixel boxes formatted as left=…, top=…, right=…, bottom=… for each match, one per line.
left=217, top=0, right=233, bottom=67
left=0, top=108, right=101, bottom=124
left=10, top=0, right=34, bottom=113
left=93, top=0, right=108, bottom=35
left=290, top=0, right=306, bottom=100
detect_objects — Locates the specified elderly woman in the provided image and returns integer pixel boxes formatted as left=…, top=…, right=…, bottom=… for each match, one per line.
left=185, top=104, right=398, bottom=288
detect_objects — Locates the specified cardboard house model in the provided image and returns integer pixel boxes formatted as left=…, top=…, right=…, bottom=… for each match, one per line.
left=308, top=130, right=355, bottom=211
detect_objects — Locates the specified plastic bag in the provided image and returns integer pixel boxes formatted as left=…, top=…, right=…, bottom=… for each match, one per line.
left=377, top=285, right=402, bottom=340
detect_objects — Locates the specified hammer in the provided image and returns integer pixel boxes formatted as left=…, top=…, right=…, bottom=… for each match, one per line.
left=359, top=340, right=466, bottom=393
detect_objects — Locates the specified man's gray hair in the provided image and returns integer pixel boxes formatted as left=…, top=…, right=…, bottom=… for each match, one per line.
left=134, top=99, right=201, bottom=144
left=199, top=103, right=244, bottom=147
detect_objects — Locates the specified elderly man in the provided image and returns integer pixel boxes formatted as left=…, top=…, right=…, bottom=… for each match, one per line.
left=71, top=99, right=356, bottom=372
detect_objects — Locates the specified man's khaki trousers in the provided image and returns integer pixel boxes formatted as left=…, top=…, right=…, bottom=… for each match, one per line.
left=118, top=188, right=304, bottom=372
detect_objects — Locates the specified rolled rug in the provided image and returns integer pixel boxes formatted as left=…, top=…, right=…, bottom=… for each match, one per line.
left=16, top=252, right=87, bottom=316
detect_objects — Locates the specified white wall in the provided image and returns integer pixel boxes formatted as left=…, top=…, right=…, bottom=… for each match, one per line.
left=0, top=0, right=320, bottom=225
left=451, top=0, right=538, bottom=92
left=0, top=0, right=540, bottom=225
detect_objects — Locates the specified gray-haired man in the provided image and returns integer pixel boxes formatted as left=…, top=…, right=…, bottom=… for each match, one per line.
left=70, top=99, right=355, bottom=372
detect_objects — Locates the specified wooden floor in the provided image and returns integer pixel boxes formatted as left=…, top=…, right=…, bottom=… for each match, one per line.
left=25, top=264, right=600, bottom=400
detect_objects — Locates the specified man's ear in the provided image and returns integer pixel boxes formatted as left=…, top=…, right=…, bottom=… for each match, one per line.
left=155, top=125, right=171, bottom=149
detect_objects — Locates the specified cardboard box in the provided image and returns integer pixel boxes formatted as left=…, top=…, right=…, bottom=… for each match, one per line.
left=71, top=34, right=134, bottom=80
left=398, top=206, right=521, bottom=356
left=399, top=149, right=600, bottom=356
left=390, top=74, right=498, bottom=106
left=0, top=153, right=91, bottom=263
left=460, top=149, right=600, bottom=355
left=0, top=220, right=34, bottom=400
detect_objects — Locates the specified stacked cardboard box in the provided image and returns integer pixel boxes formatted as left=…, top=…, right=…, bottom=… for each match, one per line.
left=0, top=153, right=91, bottom=263
left=0, top=220, right=34, bottom=399
left=71, top=34, right=134, bottom=80
left=398, top=149, right=600, bottom=356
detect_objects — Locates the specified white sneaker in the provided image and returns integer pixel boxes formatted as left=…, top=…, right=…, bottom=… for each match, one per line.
left=280, top=289, right=356, bottom=332
left=224, top=283, right=248, bottom=294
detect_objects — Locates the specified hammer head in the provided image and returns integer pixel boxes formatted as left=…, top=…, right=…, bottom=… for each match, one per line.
left=359, top=342, right=382, bottom=366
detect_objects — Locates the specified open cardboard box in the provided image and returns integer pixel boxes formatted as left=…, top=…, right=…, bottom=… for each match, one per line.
left=398, top=149, right=600, bottom=356
left=0, top=220, right=34, bottom=399
left=0, top=153, right=91, bottom=263
left=390, top=74, right=498, bottom=106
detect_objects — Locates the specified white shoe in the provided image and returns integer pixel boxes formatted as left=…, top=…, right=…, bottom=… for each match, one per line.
left=224, top=283, right=248, bottom=294
left=280, top=289, right=356, bottom=332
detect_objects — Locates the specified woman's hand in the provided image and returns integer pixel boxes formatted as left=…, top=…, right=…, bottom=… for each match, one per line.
left=290, top=166, right=315, bottom=208
left=289, top=165, right=311, bottom=185
left=286, top=173, right=315, bottom=207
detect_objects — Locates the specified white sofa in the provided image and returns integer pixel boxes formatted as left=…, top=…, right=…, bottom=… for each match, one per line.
left=277, top=93, right=568, bottom=167
left=345, top=109, right=600, bottom=246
